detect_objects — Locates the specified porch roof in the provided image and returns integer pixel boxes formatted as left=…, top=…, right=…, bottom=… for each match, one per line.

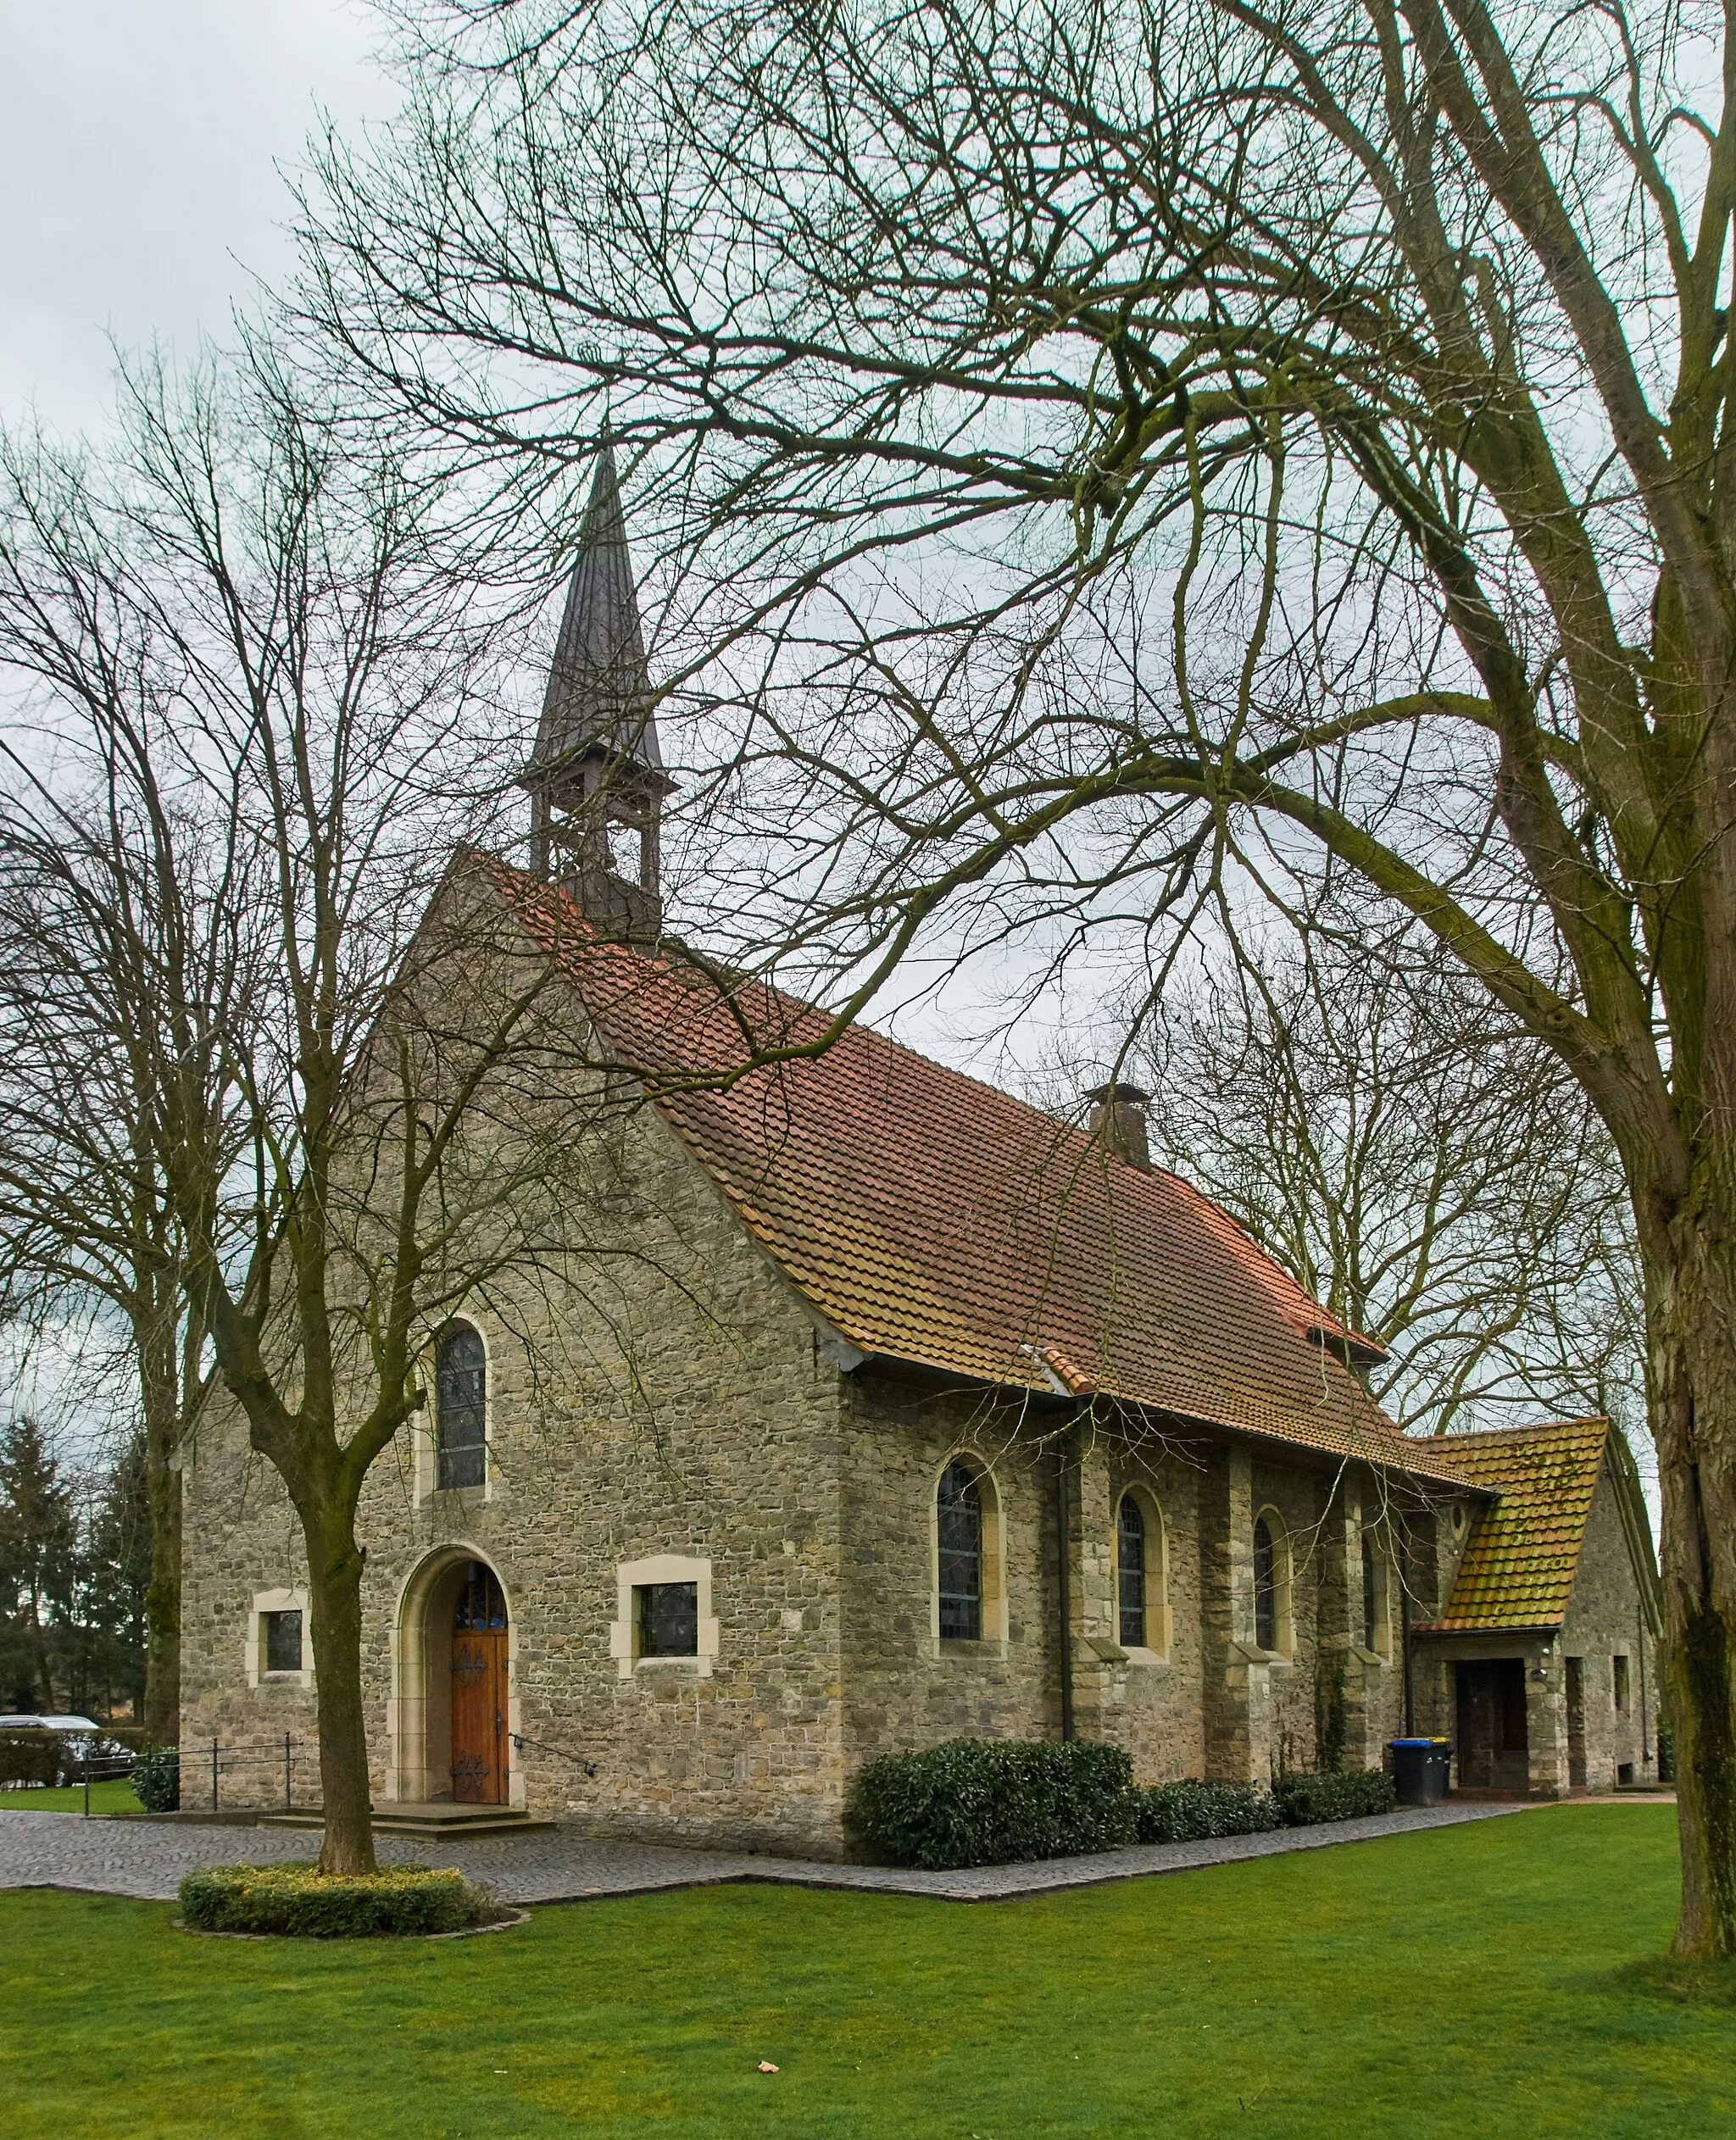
left=1413, top=1417, right=1616, bottom=1634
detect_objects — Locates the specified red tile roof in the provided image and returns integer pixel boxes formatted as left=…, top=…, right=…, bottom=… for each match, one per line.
left=1413, top=1418, right=1614, bottom=1632
left=494, top=865, right=1471, bottom=1486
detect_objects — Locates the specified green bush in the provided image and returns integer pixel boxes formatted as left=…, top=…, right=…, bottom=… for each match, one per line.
left=178, top=1863, right=478, bottom=1937
left=1137, top=1779, right=1281, bottom=1843
left=0, top=1731, right=63, bottom=1787
left=130, top=1745, right=180, bottom=1812
left=1272, top=1769, right=1395, bottom=1826
left=848, top=1738, right=1140, bottom=1869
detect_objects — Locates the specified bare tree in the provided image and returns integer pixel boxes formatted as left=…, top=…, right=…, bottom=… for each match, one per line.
left=1134, top=925, right=1642, bottom=1437
left=0, top=781, right=221, bottom=1744
left=300, top=0, right=1736, bottom=1949
left=0, top=349, right=659, bottom=1870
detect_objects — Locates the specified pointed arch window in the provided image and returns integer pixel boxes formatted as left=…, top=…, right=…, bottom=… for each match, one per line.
left=1254, top=1514, right=1278, bottom=1652
left=1117, top=1493, right=1147, bottom=1649
left=435, top=1322, right=487, bottom=1491
left=1362, top=1531, right=1379, bottom=1653
left=937, top=1460, right=983, bottom=1642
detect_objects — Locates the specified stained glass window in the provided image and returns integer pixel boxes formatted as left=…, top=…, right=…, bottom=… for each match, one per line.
left=638, top=1581, right=698, bottom=1657
left=264, top=1609, right=303, bottom=1674
left=454, top=1560, right=508, bottom=1630
left=1361, top=1531, right=1379, bottom=1652
left=938, top=1460, right=982, bottom=1642
left=1117, top=1494, right=1147, bottom=1648
left=436, top=1322, right=487, bottom=1490
left=1254, top=1515, right=1277, bottom=1651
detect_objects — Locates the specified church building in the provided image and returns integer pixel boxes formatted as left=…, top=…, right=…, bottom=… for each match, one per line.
left=179, top=451, right=1664, bottom=1854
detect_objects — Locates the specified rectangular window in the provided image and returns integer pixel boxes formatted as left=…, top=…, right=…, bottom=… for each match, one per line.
left=637, top=1582, right=698, bottom=1658
left=1613, top=1654, right=1631, bottom=1712
left=264, top=1609, right=303, bottom=1675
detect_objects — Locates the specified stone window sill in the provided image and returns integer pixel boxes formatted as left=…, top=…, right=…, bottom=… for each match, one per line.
left=1121, top=1646, right=1172, bottom=1669
left=925, top=1637, right=1009, bottom=1662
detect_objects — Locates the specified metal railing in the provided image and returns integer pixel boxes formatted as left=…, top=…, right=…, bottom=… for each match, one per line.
left=35, top=1735, right=315, bottom=1816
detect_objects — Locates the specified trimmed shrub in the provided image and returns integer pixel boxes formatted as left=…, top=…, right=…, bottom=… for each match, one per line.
left=848, top=1738, right=1140, bottom=1870
left=131, top=1745, right=180, bottom=1812
left=1137, top=1779, right=1280, bottom=1843
left=0, top=1731, right=63, bottom=1787
left=178, top=1863, right=478, bottom=1937
left=1272, top=1769, right=1395, bottom=1826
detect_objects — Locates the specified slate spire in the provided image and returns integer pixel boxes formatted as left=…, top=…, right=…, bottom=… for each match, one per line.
left=528, top=440, right=663, bottom=781
left=523, top=442, right=670, bottom=940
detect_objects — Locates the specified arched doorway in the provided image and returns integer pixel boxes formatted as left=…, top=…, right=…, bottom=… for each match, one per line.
left=449, top=1561, right=509, bottom=1804
left=391, top=1548, right=515, bottom=1809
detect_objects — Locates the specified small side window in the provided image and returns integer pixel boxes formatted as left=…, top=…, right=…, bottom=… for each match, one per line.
left=1254, top=1515, right=1277, bottom=1651
left=937, top=1460, right=984, bottom=1642
left=263, top=1609, right=303, bottom=1675
left=1613, top=1654, right=1631, bottom=1713
left=638, top=1582, right=698, bottom=1658
left=1116, top=1493, right=1147, bottom=1649
left=1362, top=1533, right=1379, bottom=1652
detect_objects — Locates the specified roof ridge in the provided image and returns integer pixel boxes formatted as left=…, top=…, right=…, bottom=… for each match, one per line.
left=1437, top=1415, right=1611, bottom=1446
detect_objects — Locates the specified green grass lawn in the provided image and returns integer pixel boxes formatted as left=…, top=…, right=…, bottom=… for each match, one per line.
left=0, top=1778, right=141, bottom=1815
left=3, top=1805, right=1729, bottom=2138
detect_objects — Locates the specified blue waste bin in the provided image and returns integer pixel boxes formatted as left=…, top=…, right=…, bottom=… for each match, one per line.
left=1389, top=1737, right=1452, bottom=1805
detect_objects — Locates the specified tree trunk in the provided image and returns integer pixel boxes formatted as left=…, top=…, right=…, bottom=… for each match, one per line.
left=140, top=1366, right=182, bottom=1746
left=303, top=1506, right=377, bottom=1876
left=1644, top=1206, right=1736, bottom=1959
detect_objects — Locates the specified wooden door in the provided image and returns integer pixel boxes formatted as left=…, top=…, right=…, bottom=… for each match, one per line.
left=1456, top=1660, right=1529, bottom=1792
left=449, top=1560, right=509, bottom=1804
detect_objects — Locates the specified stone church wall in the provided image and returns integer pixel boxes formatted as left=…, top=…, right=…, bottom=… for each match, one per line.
left=180, top=1086, right=1441, bottom=1856
left=181, top=1098, right=855, bottom=1855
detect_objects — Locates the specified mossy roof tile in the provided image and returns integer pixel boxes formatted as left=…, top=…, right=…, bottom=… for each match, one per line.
left=1416, top=1418, right=1612, bottom=1631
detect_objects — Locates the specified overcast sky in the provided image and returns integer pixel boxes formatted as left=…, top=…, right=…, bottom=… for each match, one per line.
left=1, top=1, right=391, bottom=436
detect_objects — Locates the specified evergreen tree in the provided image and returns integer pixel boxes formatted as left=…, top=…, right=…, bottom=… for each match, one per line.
left=0, top=1416, right=75, bottom=1710
left=77, top=1433, right=149, bottom=1719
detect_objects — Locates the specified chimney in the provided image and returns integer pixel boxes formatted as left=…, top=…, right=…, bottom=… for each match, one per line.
left=1085, top=1081, right=1151, bottom=1169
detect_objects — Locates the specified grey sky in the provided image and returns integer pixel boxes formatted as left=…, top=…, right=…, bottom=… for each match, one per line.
left=1, top=1, right=389, bottom=435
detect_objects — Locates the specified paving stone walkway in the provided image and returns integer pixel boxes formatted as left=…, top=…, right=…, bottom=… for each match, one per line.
left=0, top=1798, right=1533, bottom=1906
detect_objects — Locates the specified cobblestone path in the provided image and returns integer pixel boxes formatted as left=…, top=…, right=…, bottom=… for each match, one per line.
left=0, top=1799, right=1532, bottom=1905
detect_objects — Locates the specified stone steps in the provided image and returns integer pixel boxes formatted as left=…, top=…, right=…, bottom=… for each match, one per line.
left=257, top=1803, right=557, bottom=1840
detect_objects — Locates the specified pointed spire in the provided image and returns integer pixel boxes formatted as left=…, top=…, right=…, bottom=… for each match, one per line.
left=528, top=441, right=663, bottom=779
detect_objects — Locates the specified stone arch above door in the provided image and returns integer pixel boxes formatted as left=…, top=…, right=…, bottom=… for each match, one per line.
left=388, top=1543, right=521, bottom=1809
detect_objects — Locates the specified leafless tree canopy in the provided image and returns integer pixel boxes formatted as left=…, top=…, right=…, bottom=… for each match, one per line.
left=0, top=348, right=679, bottom=1868
left=1138, top=925, right=1641, bottom=1437
left=301, top=0, right=1736, bottom=1950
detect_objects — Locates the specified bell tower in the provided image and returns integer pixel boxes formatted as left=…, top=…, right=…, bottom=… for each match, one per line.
left=520, top=442, right=671, bottom=939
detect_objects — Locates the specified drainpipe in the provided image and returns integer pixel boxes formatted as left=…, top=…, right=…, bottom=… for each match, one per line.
left=1401, top=1588, right=1415, bottom=1737
left=1638, top=1595, right=1651, bottom=1768
left=1055, top=1434, right=1075, bottom=1743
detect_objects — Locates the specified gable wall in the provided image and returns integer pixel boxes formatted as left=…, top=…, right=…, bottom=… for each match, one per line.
left=180, top=1094, right=854, bottom=1855
left=1555, top=1463, right=1661, bottom=1792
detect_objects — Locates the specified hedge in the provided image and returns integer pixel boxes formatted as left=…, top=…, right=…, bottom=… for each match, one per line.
left=0, top=1731, right=63, bottom=1787
left=849, top=1744, right=1407, bottom=1869
left=848, top=1738, right=1140, bottom=1869
left=130, top=1745, right=181, bottom=1812
left=1271, top=1769, right=1395, bottom=1826
left=178, top=1864, right=479, bottom=1937
left=1137, top=1779, right=1280, bottom=1843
